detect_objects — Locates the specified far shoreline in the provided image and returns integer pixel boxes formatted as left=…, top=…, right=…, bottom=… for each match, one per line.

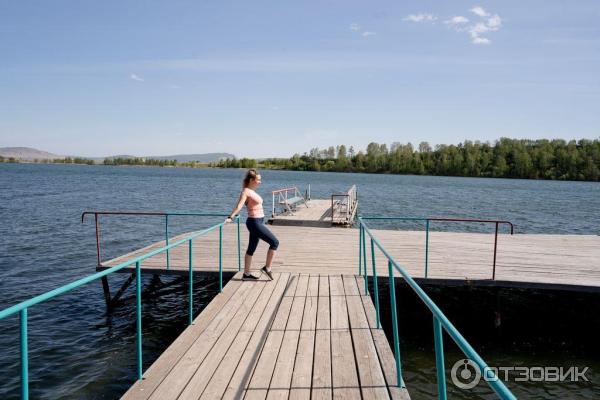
left=2, top=159, right=599, bottom=184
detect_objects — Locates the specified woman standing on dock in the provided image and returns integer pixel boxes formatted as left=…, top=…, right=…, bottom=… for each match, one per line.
left=226, top=169, right=279, bottom=280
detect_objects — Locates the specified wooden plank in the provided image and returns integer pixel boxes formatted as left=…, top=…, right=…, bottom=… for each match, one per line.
left=316, top=295, right=330, bottom=330
left=148, top=280, right=262, bottom=399
left=346, top=294, right=370, bottom=330
left=301, top=295, right=318, bottom=331
left=284, top=274, right=300, bottom=296
left=307, top=275, right=320, bottom=296
left=329, top=275, right=345, bottom=296
left=178, top=279, right=269, bottom=399
left=199, top=274, right=284, bottom=399
left=342, top=275, right=360, bottom=296
left=270, top=297, right=293, bottom=331
left=295, top=274, right=310, bottom=296
left=245, top=330, right=285, bottom=400
left=356, top=276, right=378, bottom=329
left=331, top=329, right=361, bottom=399
left=286, top=295, right=306, bottom=331
left=122, top=273, right=244, bottom=400
left=221, top=273, right=291, bottom=400
left=370, top=329, right=411, bottom=400
left=311, top=329, right=332, bottom=400
left=351, top=329, right=390, bottom=399
left=289, top=330, right=315, bottom=400
left=358, top=276, right=411, bottom=400
left=330, top=295, right=349, bottom=330
left=241, top=273, right=298, bottom=400
left=266, top=329, right=301, bottom=400
left=318, top=275, right=329, bottom=297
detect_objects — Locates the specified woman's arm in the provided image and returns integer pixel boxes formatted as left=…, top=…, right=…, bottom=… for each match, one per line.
left=225, top=190, right=247, bottom=223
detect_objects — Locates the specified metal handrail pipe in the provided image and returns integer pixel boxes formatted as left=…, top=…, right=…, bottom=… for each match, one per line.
left=360, top=215, right=514, bottom=234
left=0, top=220, right=233, bottom=321
left=271, top=187, right=297, bottom=195
left=81, top=211, right=233, bottom=223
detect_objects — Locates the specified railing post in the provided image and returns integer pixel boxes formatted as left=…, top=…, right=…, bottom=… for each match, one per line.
left=20, top=308, right=28, bottom=400
left=493, top=222, right=499, bottom=280
left=135, top=261, right=142, bottom=380
left=188, top=239, right=193, bottom=325
left=219, top=225, right=223, bottom=292
left=331, top=195, right=335, bottom=224
left=433, top=316, right=447, bottom=399
left=362, top=226, right=368, bottom=295
left=370, top=239, right=380, bottom=329
left=237, top=216, right=241, bottom=271
left=388, top=260, right=404, bottom=387
left=358, top=224, right=363, bottom=275
left=425, top=219, right=430, bottom=278
left=94, top=213, right=101, bottom=266
left=165, top=215, right=170, bottom=270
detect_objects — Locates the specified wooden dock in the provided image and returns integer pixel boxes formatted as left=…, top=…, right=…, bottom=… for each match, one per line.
left=100, top=221, right=600, bottom=399
left=103, top=225, right=600, bottom=291
left=268, top=185, right=357, bottom=227
left=122, top=272, right=409, bottom=400
left=268, top=199, right=335, bottom=227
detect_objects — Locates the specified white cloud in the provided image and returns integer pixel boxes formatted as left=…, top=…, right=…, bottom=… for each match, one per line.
left=362, top=31, right=376, bottom=37
left=349, top=23, right=360, bottom=31
left=446, top=16, right=469, bottom=26
left=470, top=6, right=490, bottom=18
left=403, top=13, right=437, bottom=23
left=130, top=73, right=144, bottom=82
left=487, top=14, right=502, bottom=30
left=472, top=36, right=491, bottom=45
left=470, top=22, right=490, bottom=36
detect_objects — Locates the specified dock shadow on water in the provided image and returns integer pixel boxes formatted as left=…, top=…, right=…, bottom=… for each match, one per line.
left=0, top=272, right=234, bottom=399
left=372, top=278, right=600, bottom=399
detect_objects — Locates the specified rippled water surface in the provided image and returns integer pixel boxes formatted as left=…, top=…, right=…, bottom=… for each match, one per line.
left=0, top=164, right=598, bottom=398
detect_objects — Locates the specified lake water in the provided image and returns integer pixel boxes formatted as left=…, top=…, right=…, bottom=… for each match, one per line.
left=0, top=163, right=598, bottom=398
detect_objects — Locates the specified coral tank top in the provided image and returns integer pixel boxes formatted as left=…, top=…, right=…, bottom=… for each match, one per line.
left=243, top=188, right=264, bottom=218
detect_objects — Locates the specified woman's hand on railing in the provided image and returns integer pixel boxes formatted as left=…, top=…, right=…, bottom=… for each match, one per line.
left=225, top=217, right=233, bottom=224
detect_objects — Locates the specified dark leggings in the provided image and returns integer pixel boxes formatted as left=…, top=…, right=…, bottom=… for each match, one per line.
left=246, top=217, right=279, bottom=256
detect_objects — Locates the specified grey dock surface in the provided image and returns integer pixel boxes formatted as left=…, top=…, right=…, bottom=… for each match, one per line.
left=268, top=199, right=356, bottom=227
left=102, top=225, right=600, bottom=291
left=122, top=272, right=409, bottom=400
left=108, top=224, right=600, bottom=398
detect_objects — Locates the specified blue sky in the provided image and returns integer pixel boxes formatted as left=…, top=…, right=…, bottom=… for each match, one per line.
left=0, top=1, right=599, bottom=158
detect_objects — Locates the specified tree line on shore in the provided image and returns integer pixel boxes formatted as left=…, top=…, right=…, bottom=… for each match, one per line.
left=212, top=138, right=600, bottom=181
left=3, top=138, right=599, bottom=181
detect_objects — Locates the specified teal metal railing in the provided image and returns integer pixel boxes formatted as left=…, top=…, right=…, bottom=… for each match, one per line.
left=0, top=215, right=241, bottom=400
left=81, top=211, right=243, bottom=272
left=359, top=216, right=513, bottom=279
left=358, top=216, right=516, bottom=399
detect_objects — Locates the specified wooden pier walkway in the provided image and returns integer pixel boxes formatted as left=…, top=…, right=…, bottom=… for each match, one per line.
left=268, top=199, right=336, bottom=227
left=123, top=272, right=409, bottom=400
left=103, top=225, right=600, bottom=291
left=102, top=221, right=600, bottom=399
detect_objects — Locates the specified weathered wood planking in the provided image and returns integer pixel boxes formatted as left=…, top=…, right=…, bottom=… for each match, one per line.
left=103, top=225, right=600, bottom=290
left=269, top=199, right=336, bottom=227
left=122, top=273, right=410, bottom=399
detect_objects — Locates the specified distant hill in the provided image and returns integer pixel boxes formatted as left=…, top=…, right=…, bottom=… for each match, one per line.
left=100, top=153, right=235, bottom=163
left=0, top=147, right=64, bottom=160
left=0, top=147, right=235, bottom=163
